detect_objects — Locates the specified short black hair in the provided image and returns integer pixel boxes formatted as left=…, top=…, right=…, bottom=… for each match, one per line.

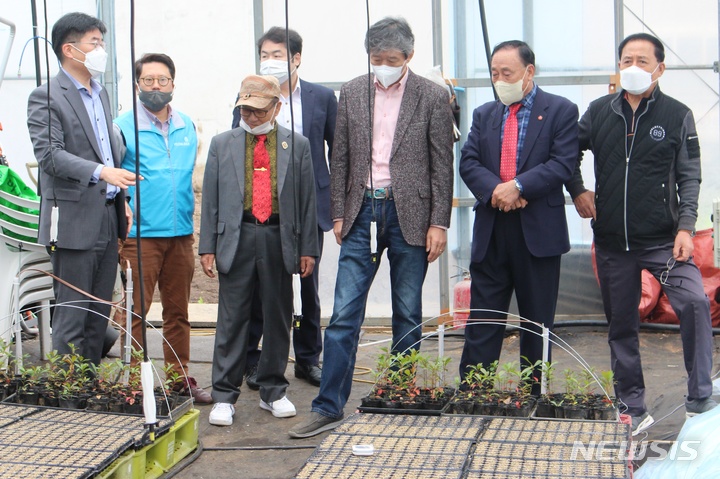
left=257, top=27, right=303, bottom=57
left=51, top=12, right=107, bottom=61
left=618, top=33, right=665, bottom=62
left=135, top=53, right=176, bottom=81
left=491, top=40, right=535, bottom=67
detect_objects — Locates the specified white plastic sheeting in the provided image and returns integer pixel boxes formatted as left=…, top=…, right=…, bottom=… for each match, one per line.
left=635, top=405, right=720, bottom=479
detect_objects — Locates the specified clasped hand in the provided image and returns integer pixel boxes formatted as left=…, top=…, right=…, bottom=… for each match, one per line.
left=491, top=180, right=527, bottom=212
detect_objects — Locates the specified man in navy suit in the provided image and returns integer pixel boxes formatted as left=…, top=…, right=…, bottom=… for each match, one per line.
left=232, top=27, right=337, bottom=388
left=458, top=41, right=578, bottom=388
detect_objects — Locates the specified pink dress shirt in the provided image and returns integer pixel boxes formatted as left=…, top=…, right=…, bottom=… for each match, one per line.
left=368, top=69, right=409, bottom=188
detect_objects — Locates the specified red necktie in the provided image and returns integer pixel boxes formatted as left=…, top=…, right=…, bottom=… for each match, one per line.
left=252, top=134, right=271, bottom=223
left=499, top=103, right=522, bottom=182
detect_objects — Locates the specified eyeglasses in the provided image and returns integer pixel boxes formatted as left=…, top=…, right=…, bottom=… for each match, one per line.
left=239, top=107, right=273, bottom=120
left=659, top=257, right=676, bottom=285
left=138, top=77, right=173, bottom=87
left=68, top=40, right=105, bottom=49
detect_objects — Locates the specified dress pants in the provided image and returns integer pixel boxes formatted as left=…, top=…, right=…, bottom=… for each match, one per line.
left=120, top=235, right=194, bottom=376
left=245, top=227, right=324, bottom=369
left=211, top=222, right=293, bottom=405
left=50, top=201, right=118, bottom=365
left=459, top=210, right=561, bottom=389
left=595, top=242, right=713, bottom=416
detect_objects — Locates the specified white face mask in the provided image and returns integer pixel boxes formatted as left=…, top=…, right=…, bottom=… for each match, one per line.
left=71, top=45, right=108, bottom=78
left=620, top=65, right=659, bottom=95
left=239, top=117, right=275, bottom=135
left=259, top=59, right=295, bottom=85
left=372, top=63, right=405, bottom=88
left=494, top=66, right=530, bottom=106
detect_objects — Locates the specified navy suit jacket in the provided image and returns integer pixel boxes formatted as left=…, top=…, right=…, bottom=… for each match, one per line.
left=460, top=87, right=579, bottom=263
left=232, top=79, right=337, bottom=231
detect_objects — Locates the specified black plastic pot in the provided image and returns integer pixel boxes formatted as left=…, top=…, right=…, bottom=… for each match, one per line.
left=39, top=390, right=59, bottom=407
left=593, top=405, right=617, bottom=421
left=452, top=400, right=474, bottom=415
left=562, top=405, right=590, bottom=419
left=86, top=397, right=110, bottom=412
left=108, top=399, right=125, bottom=413
left=59, top=396, right=84, bottom=409
left=423, top=399, right=444, bottom=411
left=535, top=400, right=555, bottom=418
left=506, top=398, right=536, bottom=417
left=17, top=389, right=40, bottom=405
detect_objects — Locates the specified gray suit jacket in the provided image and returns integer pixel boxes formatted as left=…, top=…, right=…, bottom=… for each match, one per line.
left=199, top=125, right=318, bottom=275
left=27, top=69, right=126, bottom=249
left=330, top=70, right=454, bottom=246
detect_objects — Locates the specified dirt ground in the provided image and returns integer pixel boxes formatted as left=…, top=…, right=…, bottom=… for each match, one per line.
left=187, top=191, right=218, bottom=304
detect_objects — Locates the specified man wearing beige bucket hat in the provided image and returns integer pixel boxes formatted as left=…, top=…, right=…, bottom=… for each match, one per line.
left=199, top=74, right=319, bottom=426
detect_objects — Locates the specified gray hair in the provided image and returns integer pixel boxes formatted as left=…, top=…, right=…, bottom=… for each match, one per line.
left=364, top=17, right=414, bottom=57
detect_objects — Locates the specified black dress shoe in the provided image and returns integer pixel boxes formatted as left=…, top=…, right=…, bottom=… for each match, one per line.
left=245, top=364, right=260, bottom=391
left=295, top=363, right=322, bottom=387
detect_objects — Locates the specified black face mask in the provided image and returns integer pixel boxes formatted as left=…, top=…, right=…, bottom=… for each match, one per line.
left=138, top=90, right=173, bottom=112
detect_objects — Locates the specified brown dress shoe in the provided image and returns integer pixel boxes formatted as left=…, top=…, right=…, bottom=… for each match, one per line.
left=186, top=377, right=213, bottom=404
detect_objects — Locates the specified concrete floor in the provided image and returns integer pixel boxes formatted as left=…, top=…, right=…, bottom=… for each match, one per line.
left=19, top=316, right=720, bottom=479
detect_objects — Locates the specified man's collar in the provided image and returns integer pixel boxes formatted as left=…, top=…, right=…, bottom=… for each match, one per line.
left=140, top=102, right=173, bottom=124
left=61, top=66, right=101, bottom=94
left=520, top=82, right=538, bottom=108
left=281, top=76, right=301, bottom=100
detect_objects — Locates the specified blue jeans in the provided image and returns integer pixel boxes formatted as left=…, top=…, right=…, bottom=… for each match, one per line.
left=312, top=197, right=428, bottom=419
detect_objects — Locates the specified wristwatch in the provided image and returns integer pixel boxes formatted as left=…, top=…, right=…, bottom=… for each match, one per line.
left=679, top=229, right=695, bottom=237
left=513, top=177, right=524, bottom=195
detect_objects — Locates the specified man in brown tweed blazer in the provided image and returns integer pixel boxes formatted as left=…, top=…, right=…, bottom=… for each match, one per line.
left=290, top=17, right=454, bottom=438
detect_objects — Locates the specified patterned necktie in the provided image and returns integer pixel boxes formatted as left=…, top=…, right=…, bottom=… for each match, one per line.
left=252, top=134, right=271, bottom=222
left=499, top=103, right=522, bottom=182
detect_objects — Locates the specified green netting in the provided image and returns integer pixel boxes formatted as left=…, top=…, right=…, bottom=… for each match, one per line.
left=0, top=165, right=40, bottom=243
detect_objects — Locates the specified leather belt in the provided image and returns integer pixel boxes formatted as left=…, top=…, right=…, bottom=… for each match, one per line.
left=242, top=212, right=279, bottom=225
left=105, top=197, right=116, bottom=206
left=365, top=186, right=393, bottom=200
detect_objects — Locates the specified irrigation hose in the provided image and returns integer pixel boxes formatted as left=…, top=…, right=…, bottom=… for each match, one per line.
left=203, top=445, right=319, bottom=451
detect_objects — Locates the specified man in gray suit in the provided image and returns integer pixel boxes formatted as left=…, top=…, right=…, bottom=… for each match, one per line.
left=26, top=12, right=136, bottom=365
left=199, top=75, right=318, bottom=427
left=290, top=17, right=454, bottom=438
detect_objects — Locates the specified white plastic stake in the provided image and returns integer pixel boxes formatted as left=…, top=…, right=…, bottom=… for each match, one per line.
left=292, top=274, right=302, bottom=317
left=370, top=220, right=378, bottom=257
left=541, top=326, right=550, bottom=395
left=438, top=323, right=445, bottom=384
left=49, top=206, right=59, bottom=244
left=141, top=361, right=157, bottom=425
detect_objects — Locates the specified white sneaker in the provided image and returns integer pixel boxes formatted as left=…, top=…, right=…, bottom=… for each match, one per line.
left=209, top=402, right=235, bottom=426
left=260, top=396, right=296, bottom=418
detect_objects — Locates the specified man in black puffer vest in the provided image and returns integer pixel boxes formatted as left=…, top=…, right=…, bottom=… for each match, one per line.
left=566, top=33, right=716, bottom=437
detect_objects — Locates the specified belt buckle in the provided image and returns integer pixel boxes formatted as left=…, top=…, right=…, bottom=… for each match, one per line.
left=372, top=188, right=387, bottom=199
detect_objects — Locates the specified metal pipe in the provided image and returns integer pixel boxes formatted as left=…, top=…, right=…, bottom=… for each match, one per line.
left=123, top=264, right=134, bottom=383
left=30, top=2, right=41, bottom=87
left=253, top=0, right=264, bottom=75
left=477, top=0, right=496, bottom=101
left=614, top=0, right=624, bottom=70
left=431, top=0, right=443, bottom=67
left=12, top=276, right=22, bottom=375
left=0, top=16, right=16, bottom=90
